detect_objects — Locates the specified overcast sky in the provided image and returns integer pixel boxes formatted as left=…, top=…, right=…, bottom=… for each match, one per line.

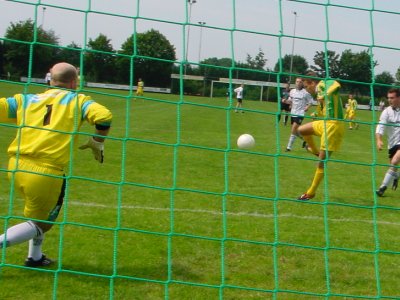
left=1, top=0, right=400, bottom=76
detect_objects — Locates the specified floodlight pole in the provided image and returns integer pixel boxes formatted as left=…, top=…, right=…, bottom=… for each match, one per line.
left=198, top=21, right=206, bottom=62
left=289, top=11, right=297, bottom=84
left=185, top=0, right=197, bottom=74
left=42, top=7, right=47, bottom=27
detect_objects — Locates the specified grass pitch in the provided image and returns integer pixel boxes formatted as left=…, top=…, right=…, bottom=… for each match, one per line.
left=0, top=82, right=399, bottom=299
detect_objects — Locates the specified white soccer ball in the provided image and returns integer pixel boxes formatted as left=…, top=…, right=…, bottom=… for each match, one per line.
left=237, top=133, right=255, bottom=149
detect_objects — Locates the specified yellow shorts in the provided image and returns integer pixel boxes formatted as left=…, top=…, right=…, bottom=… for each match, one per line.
left=8, top=156, right=65, bottom=221
left=347, top=110, right=355, bottom=119
left=312, top=120, right=345, bottom=152
left=136, top=88, right=143, bottom=95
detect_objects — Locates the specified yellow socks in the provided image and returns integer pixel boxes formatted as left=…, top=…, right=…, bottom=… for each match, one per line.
left=306, top=167, right=324, bottom=196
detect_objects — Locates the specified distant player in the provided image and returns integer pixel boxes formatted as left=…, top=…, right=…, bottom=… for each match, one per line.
left=136, top=78, right=144, bottom=96
left=76, top=67, right=82, bottom=88
left=226, top=86, right=232, bottom=101
left=234, top=84, right=244, bottom=113
left=297, top=72, right=345, bottom=201
left=284, top=77, right=313, bottom=151
left=345, top=94, right=358, bottom=129
left=45, top=69, right=51, bottom=85
left=379, top=98, right=386, bottom=111
left=279, top=82, right=291, bottom=125
left=375, top=88, right=400, bottom=197
left=369, top=98, right=374, bottom=111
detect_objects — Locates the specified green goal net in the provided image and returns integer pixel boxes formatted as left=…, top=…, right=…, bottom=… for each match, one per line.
left=0, top=0, right=399, bottom=299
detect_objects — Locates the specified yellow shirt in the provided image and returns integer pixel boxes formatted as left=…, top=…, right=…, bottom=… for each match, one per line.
left=0, top=89, right=112, bottom=169
left=316, top=80, right=343, bottom=119
left=347, top=98, right=357, bottom=111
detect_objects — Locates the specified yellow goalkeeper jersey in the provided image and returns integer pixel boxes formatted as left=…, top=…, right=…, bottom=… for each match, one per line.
left=0, top=89, right=112, bottom=169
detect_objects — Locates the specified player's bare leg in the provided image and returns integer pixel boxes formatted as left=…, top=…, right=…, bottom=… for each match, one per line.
left=378, top=150, right=400, bottom=196
left=391, top=151, right=400, bottom=190
left=298, top=122, right=318, bottom=155
left=286, top=121, right=302, bottom=151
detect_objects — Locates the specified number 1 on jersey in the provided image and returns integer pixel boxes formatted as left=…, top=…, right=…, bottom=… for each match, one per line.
left=43, top=104, right=53, bottom=126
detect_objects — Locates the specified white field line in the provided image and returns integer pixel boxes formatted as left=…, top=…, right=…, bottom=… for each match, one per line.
left=2, top=196, right=399, bottom=226
left=69, top=201, right=400, bottom=227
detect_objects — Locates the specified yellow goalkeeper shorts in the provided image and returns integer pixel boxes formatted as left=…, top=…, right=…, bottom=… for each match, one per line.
left=312, top=120, right=345, bottom=152
left=8, top=156, right=65, bottom=221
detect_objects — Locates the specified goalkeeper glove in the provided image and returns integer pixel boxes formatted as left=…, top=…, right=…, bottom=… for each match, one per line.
left=79, top=137, right=104, bottom=163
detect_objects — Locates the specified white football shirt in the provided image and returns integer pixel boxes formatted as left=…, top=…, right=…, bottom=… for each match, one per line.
left=289, top=88, right=313, bottom=116
left=234, top=87, right=243, bottom=99
left=376, top=106, right=400, bottom=149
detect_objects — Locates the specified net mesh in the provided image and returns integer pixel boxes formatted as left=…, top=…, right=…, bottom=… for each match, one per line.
left=0, top=0, right=399, bottom=299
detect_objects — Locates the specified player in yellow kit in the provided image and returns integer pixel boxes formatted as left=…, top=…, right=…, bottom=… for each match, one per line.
left=297, top=72, right=345, bottom=201
left=345, top=94, right=359, bottom=129
left=0, top=62, right=112, bottom=267
left=136, top=78, right=144, bottom=96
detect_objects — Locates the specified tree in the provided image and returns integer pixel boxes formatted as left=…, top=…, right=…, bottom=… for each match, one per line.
left=117, top=29, right=176, bottom=86
left=339, top=49, right=377, bottom=94
left=0, top=41, right=4, bottom=78
left=58, top=42, right=81, bottom=67
left=196, top=50, right=266, bottom=81
left=4, top=19, right=59, bottom=77
left=197, top=57, right=233, bottom=79
left=274, top=54, right=309, bottom=83
left=245, top=48, right=267, bottom=70
left=311, top=50, right=341, bottom=78
left=374, top=71, right=394, bottom=99
left=85, top=34, right=116, bottom=82
left=230, top=48, right=269, bottom=81
left=395, top=66, right=400, bottom=85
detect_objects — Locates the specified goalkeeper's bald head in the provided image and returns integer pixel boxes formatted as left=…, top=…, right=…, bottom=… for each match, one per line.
left=50, top=62, right=78, bottom=89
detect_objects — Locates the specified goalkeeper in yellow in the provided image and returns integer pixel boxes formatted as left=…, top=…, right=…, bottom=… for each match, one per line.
left=0, top=62, right=112, bottom=267
left=345, top=94, right=359, bottom=129
left=297, top=72, right=345, bottom=200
